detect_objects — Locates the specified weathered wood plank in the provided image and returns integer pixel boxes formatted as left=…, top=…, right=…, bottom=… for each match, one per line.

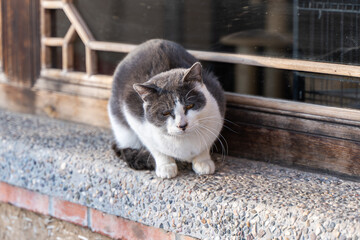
left=40, top=69, right=112, bottom=88
left=2, top=0, right=40, bottom=86
left=40, top=6, right=51, bottom=69
left=0, top=83, right=109, bottom=127
left=223, top=106, right=360, bottom=177
left=227, top=107, right=360, bottom=142
left=34, top=77, right=110, bottom=99
left=86, top=47, right=97, bottom=76
left=62, top=43, right=74, bottom=71
left=62, top=26, right=77, bottom=71
left=88, top=41, right=136, bottom=53
left=226, top=93, right=360, bottom=126
left=41, top=0, right=63, bottom=9
left=42, top=37, right=64, bottom=47
left=88, top=41, right=360, bottom=78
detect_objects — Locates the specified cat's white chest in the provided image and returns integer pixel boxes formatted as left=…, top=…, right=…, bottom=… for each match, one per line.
left=126, top=118, right=204, bottom=161
left=158, top=132, right=204, bottom=161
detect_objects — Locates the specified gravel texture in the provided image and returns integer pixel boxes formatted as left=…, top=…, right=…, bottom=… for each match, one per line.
left=0, top=109, right=359, bottom=240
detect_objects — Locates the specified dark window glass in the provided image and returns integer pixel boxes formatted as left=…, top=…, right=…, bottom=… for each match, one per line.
left=52, top=9, right=71, bottom=38
left=51, top=0, right=360, bottom=109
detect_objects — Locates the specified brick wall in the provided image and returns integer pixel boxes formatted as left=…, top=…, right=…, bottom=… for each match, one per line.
left=0, top=182, right=196, bottom=240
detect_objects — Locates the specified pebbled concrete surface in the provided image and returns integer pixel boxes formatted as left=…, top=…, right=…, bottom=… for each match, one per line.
left=0, top=109, right=359, bottom=240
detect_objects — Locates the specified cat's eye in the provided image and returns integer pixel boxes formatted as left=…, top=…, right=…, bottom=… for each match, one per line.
left=186, top=104, right=194, bottom=110
left=163, top=111, right=172, bottom=116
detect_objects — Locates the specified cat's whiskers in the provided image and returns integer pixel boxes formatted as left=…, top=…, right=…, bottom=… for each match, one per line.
left=194, top=123, right=218, bottom=153
left=197, top=124, right=227, bottom=162
left=209, top=127, right=228, bottom=160
left=199, top=118, right=238, bottom=134
left=195, top=115, right=231, bottom=160
left=196, top=115, right=239, bottom=134
left=223, top=118, right=241, bottom=127
left=194, top=127, right=210, bottom=152
left=193, top=117, right=224, bottom=154
left=203, top=125, right=229, bottom=157
left=185, top=86, right=198, bottom=101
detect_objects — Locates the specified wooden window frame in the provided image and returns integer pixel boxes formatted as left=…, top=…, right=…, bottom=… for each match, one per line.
left=25, top=0, right=360, bottom=177
left=39, top=0, right=360, bottom=115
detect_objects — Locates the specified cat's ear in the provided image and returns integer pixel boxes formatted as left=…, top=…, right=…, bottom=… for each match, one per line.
left=183, top=62, right=203, bottom=84
left=133, top=83, right=158, bottom=101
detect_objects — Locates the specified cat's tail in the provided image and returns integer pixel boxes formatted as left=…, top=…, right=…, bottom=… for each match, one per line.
left=112, top=143, right=155, bottom=170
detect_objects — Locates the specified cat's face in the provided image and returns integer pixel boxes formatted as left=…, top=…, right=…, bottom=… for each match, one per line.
left=134, top=62, right=207, bottom=136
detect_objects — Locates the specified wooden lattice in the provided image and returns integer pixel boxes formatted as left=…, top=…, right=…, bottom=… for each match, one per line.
left=40, top=0, right=360, bottom=88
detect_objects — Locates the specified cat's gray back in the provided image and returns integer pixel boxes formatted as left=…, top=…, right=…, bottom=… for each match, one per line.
left=109, top=39, right=226, bottom=177
left=109, top=39, right=225, bottom=122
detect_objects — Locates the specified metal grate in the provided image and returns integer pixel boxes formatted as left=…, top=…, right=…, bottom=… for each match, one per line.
left=299, top=1, right=360, bottom=14
left=294, top=0, right=360, bottom=108
left=297, top=72, right=360, bottom=108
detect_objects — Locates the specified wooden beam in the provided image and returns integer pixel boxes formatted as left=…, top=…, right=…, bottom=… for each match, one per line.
left=226, top=93, right=360, bottom=126
left=0, top=82, right=109, bottom=127
left=62, top=43, right=73, bottom=71
left=88, top=41, right=137, bottom=53
left=2, top=0, right=40, bottom=86
left=40, top=68, right=112, bottom=88
left=62, top=26, right=77, bottom=71
left=64, top=25, right=77, bottom=43
left=85, top=47, right=97, bottom=76
left=34, top=77, right=110, bottom=99
left=221, top=115, right=360, bottom=177
left=42, top=37, right=64, bottom=47
left=227, top=106, right=360, bottom=142
left=88, top=41, right=360, bottom=78
left=41, top=0, right=63, bottom=9
left=189, top=50, right=360, bottom=78
left=62, top=3, right=94, bottom=44
left=40, top=6, right=51, bottom=69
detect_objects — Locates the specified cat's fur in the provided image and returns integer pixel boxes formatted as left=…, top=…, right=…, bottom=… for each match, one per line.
left=108, top=39, right=225, bottom=178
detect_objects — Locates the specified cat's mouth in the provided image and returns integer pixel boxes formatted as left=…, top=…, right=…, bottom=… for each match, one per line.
left=166, top=129, right=192, bottom=137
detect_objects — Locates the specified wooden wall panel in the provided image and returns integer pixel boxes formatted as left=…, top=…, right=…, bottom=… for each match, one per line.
left=1, top=0, right=40, bottom=87
left=0, top=83, right=109, bottom=127
left=223, top=105, right=360, bottom=178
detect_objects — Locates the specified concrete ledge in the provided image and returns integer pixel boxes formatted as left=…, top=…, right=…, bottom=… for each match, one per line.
left=0, top=109, right=359, bottom=239
left=0, top=182, right=193, bottom=240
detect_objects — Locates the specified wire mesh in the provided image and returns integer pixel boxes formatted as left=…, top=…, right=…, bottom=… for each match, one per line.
left=295, top=0, right=360, bottom=108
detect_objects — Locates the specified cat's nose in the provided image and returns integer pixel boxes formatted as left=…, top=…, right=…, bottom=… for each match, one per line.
left=178, top=123, right=188, bottom=131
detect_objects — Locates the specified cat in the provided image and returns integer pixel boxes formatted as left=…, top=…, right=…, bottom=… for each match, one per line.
left=108, top=39, right=225, bottom=178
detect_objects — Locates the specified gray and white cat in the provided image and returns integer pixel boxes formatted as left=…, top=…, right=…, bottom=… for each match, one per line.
left=108, top=39, right=225, bottom=178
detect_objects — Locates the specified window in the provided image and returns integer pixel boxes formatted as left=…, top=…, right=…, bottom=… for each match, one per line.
left=41, top=0, right=360, bottom=110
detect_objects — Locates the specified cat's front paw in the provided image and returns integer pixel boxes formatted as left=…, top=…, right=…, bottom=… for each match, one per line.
left=192, top=159, right=215, bottom=175
left=156, top=163, right=178, bottom=179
